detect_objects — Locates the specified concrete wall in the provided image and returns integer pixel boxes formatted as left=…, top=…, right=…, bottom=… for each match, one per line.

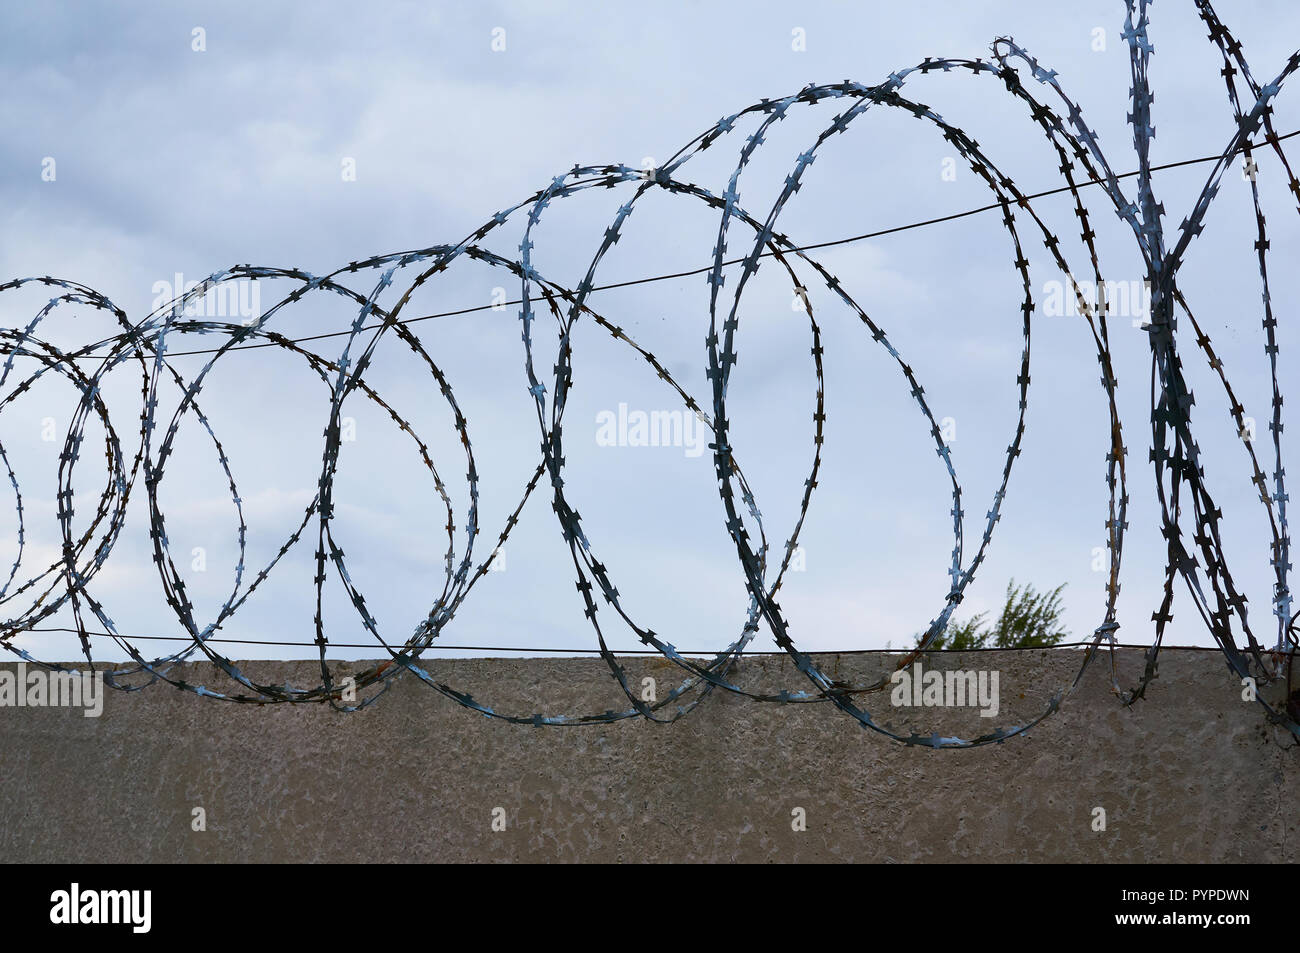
left=0, top=649, right=1293, bottom=862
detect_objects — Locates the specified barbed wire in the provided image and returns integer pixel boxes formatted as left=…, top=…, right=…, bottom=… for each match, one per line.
left=0, top=0, right=1295, bottom=744
left=7, top=626, right=1238, bottom=654
left=27, top=128, right=1300, bottom=366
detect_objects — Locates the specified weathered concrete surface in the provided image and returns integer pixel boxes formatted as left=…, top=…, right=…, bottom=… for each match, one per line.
left=0, top=649, right=1293, bottom=862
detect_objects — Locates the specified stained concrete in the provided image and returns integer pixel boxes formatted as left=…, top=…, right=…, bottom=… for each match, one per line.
left=0, top=649, right=1293, bottom=862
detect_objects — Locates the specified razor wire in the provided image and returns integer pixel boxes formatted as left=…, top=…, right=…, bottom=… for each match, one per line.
left=0, top=0, right=1296, bottom=746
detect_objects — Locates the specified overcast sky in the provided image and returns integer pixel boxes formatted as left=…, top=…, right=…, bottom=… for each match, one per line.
left=0, top=1, right=1296, bottom=696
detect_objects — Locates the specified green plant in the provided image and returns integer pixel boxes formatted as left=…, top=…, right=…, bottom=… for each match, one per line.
left=915, top=579, right=1068, bottom=650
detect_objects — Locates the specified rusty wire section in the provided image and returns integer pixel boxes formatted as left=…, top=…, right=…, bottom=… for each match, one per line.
left=0, top=0, right=1296, bottom=745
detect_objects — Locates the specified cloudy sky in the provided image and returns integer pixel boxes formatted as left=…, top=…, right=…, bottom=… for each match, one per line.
left=0, top=0, right=1296, bottom=687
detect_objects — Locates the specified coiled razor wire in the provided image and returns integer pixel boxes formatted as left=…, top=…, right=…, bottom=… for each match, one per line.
left=0, top=0, right=1296, bottom=746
